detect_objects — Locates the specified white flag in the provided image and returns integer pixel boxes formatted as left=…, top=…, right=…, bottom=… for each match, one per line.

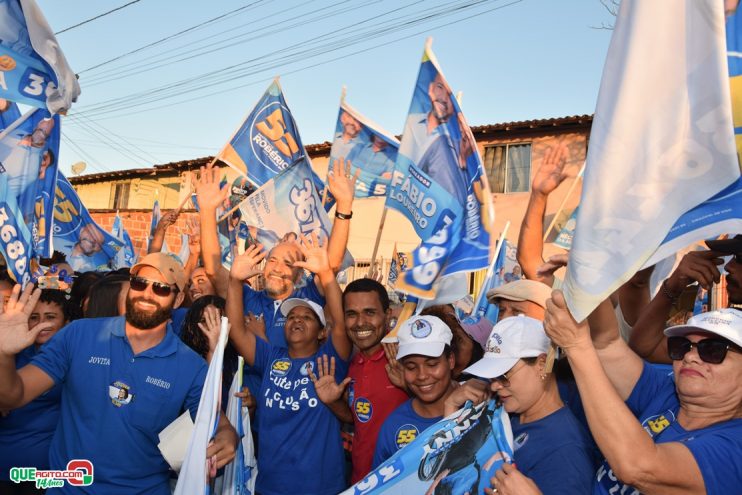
left=563, top=0, right=739, bottom=321
left=174, top=317, right=230, bottom=494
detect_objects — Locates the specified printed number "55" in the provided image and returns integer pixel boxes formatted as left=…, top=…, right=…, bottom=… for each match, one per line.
left=396, top=429, right=417, bottom=445
left=356, top=401, right=370, bottom=414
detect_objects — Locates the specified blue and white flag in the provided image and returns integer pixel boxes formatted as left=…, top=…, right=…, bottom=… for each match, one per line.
left=52, top=173, right=125, bottom=273
left=174, top=317, right=230, bottom=495
left=146, top=198, right=170, bottom=254
left=554, top=208, right=578, bottom=251
left=563, top=0, right=741, bottom=321
left=330, top=96, right=399, bottom=198
left=342, top=400, right=513, bottom=495
left=388, top=39, right=495, bottom=299
left=177, top=233, right=190, bottom=267
left=218, top=357, right=257, bottom=495
left=0, top=0, right=80, bottom=113
left=110, top=212, right=136, bottom=268
left=461, top=238, right=507, bottom=326
left=238, top=161, right=354, bottom=268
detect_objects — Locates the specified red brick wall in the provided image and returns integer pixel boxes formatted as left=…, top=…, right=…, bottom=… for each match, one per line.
left=89, top=209, right=197, bottom=259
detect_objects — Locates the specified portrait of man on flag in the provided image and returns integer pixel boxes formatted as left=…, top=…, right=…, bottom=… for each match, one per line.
left=329, top=99, right=399, bottom=198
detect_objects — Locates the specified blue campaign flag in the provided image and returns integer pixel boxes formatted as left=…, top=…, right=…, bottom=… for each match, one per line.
left=388, top=40, right=495, bottom=299
left=462, top=239, right=507, bottom=326
left=342, top=400, right=513, bottom=495
left=110, top=212, right=137, bottom=268
left=239, top=160, right=354, bottom=269
left=0, top=99, right=59, bottom=282
left=52, top=173, right=125, bottom=272
left=0, top=0, right=80, bottom=113
left=330, top=97, right=399, bottom=198
left=554, top=207, right=578, bottom=250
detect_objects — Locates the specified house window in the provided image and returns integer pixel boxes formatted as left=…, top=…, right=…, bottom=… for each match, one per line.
left=109, top=182, right=130, bottom=209
left=483, top=143, right=532, bottom=193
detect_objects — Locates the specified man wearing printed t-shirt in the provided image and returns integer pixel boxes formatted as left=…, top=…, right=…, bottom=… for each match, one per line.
left=0, top=252, right=238, bottom=495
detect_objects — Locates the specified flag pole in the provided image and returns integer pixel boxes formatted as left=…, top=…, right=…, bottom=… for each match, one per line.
left=542, top=162, right=585, bottom=242
left=367, top=206, right=388, bottom=276
left=0, top=107, right=39, bottom=141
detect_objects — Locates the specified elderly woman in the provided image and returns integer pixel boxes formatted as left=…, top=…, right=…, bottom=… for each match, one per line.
left=542, top=293, right=742, bottom=495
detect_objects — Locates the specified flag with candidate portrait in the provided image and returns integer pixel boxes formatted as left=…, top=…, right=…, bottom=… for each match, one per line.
left=460, top=238, right=507, bottom=326
left=0, top=99, right=59, bottom=283
left=388, top=40, right=495, bottom=299
left=342, top=400, right=513, bottom=495
left=238, top=160, right=353, bottom=269
left=110, top=212, right=136, bottom=268
left=562, top=1, right=741, bottom=321
left=0, top=0, right=80, bottom=113
left=52, top=173, right=124, bottom=273
left=330, top=98, right=399, bottom=198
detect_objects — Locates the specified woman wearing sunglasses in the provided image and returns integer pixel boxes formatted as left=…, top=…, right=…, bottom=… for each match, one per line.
left=543, top=293, right=742, bottom=495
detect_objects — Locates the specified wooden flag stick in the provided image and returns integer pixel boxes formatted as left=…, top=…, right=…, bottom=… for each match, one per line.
left=542, top=161, right=585, bottom=242
left=381, top=300, right=417, bottom=343
left=0, top=107, right=39, bottom=142
left=367, top=207, right=388, bottom=276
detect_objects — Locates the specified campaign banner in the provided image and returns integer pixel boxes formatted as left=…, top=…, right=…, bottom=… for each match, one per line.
left=387, top=40, right=495, bottom=298
left=329, top=98, right=399, bottom=198
left=0, top=100, right=59, bottom=282
left=174, top=317, right=230, bottom=495
left=217, top=175, right=256, bottom=223
left=563, top=0, right=740, bottom=321
left=0, top=0, right=80, bottom=113
left=554, top=208, right=578, bottom=250
left=110, top=212, right=136, bottom=268
left=461, top=239, right=507, bottom=326
left=387, top=243, right=410, bottom=288
left=239, top=161, right=353, bottom=268
left=342, top=400, right=513, bottom=495
left=52, top=173, right=125, bottom=272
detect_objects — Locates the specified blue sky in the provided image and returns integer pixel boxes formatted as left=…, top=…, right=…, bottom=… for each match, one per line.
left=37, top=0, right=615, bottom=176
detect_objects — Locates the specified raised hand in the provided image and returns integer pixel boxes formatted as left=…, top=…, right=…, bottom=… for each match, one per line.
left=0, top=285, right=50, bottom=356
left=308, top=354, right=351, bottom=405
left=535, top=253, right=569, bottom=280
left=382, top=342, right=405, bottom=390
left=664, top=250, right=724, bottom=294
left=195, top=164, right=230, bottom=212
left=230, top=243, right=266, bottom=281
left=198, top=305, right=223, bottom=360
left=532, top=143, right=568, bottom=195
left=156, top=210, right=180, bottom=233
left=293, top=231, right=330, bottom=276
left=327, top=157, right=359, bottom=212
left=543, top=290, right=591, bottom=351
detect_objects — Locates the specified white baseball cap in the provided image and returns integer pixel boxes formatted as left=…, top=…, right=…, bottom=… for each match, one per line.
left=280, top=298, right=326, bottom=327
left=664, top=308, right=742, bottom=348
left=463, top=315, right=551, bottom=379
left=397, top=315, right=453, bottom=360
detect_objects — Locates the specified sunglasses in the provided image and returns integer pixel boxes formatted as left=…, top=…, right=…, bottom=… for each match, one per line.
left=492, top=360, right=527, bottom=388
left=129, top=276, right=177, bottom=297
left=667, top=336, right=741, bottom=365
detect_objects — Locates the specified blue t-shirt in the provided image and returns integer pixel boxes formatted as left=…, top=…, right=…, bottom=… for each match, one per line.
left=170, top=307, right=189, bottom=337
left=253, top=336, right=349, bottom=495
left=593, top=362, right=742, bottom=495
left=372, top=399, right=441, bottom=469
left=30, top=316, right=208, bottom=495
left=511, top=407, right=596, bottom=495
left=242, top=278, right=325, bottom=396
left=0, top=345, right=62, bottom=480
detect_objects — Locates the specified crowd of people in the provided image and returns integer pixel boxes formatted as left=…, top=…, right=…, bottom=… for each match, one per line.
left=0, top=155, right=740, bottom=495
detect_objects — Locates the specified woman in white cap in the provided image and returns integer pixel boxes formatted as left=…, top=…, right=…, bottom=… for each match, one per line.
left=451, top=315, right=595, bottom=495
left=226, top=233, right=352, bottom=495
left=544, top=293, right=742, bottom=495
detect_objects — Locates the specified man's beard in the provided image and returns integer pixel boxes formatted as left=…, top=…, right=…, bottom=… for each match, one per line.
left=125, top=296, right=172, bottom=329
left=264, top=274, right=293, bottom=298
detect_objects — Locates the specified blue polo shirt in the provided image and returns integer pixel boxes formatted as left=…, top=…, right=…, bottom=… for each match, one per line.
left=0, top=345, right=62, bottom=480
left=30, top=316, right=208, bottom=495
left=242, top=277, right=325, bottom=397
left=372, top=399, right=441, bottom=468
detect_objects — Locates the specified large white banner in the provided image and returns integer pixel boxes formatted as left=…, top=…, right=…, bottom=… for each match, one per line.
left=563, top=0, right=740, bottom=321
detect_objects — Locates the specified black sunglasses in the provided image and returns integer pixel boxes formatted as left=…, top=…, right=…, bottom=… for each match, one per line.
left=129, top=276, right=177, bottom=297
left=667, top=336, right=741, bottom=364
